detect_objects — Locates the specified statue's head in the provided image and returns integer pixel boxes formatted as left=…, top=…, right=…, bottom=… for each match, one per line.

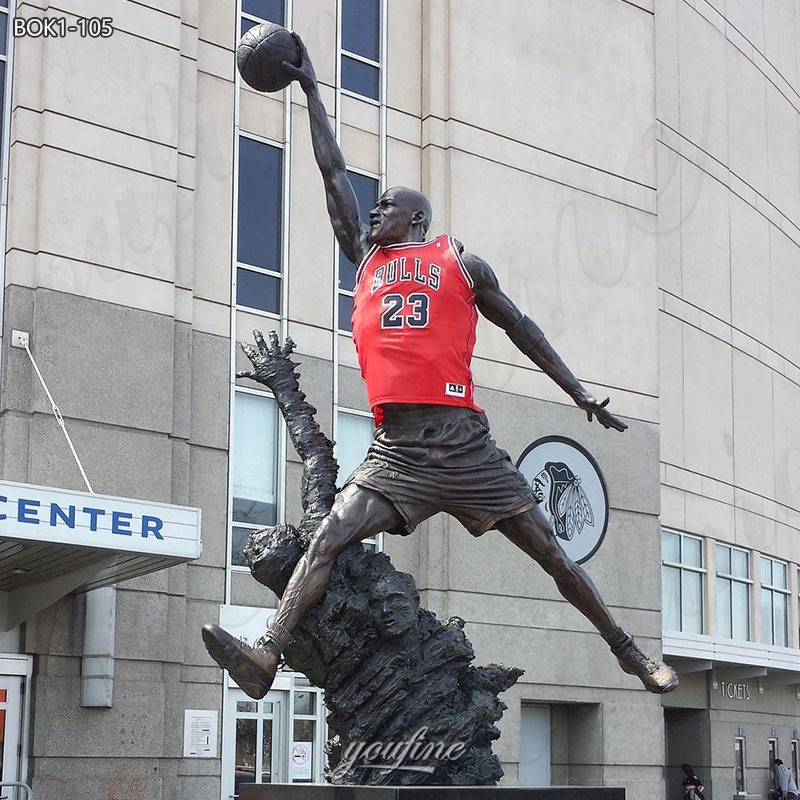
left=370, top=571, right=420, bottom=640
left=367, top=186, right=432, bottom=246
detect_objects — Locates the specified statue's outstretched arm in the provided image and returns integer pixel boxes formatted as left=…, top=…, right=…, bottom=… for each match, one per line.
left=462, top=250, right=627, bottom=432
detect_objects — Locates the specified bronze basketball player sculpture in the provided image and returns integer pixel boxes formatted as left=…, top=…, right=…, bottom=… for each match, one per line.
left=204, top=30, right=677, bottom=726
left=236, top=332, right=521, bottom=784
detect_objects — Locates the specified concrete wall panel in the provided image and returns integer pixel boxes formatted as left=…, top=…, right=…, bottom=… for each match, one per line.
left=682, top=326, right=734, bottom=484
left=732, top=351, right=775, bottom=499
left=448, top=0, right=656, bottom=185
left=729, top=194, right=772, bottom=346
left=678, top=4, right=728, bottom=163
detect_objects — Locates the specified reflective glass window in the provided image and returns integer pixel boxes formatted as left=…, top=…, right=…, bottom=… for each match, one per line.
left=237, top=268, right=281, bottom=315
left=336, top=412, right=373, bottom=482
left=662, top=566, right=680, bottom=632
left=340, top=0, right=380, bottom=100
left=338, top=294, right=355, bottom=334
left=716, top=544, right=751, bottom=641
left=341, top=56, right=379, bottom=100
left=232, top=392, right=279, bottom=530
left=661, top=531, right=704, bottom=634
left=243, top=0, right=284, bottom=24
left=342, top=0, right=379, bottom=60
left=338, top=171, right=378, bottom=331
left=760, top=556, right=789, bottom=646
left=238, top=137, right=282, bottom=273
left=662, top=531, right=680, bottom=563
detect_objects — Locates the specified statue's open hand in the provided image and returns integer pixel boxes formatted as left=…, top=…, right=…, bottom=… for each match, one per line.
left=282, top=32, right=317, bottom=92
left=237, top=330, right=296, bottom=386
left=575, top=393, right=628, bottom=432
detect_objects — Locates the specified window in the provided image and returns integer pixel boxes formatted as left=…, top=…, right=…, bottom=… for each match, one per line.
left=791, top=740, right=798, bottom=782
left=335, top=410, right=373, bottom=482
left=662, top=531, right=704, bottom=634
left=241, top=0, right=285, bottom=36
left=338, top=171, right=379, bottom=332
left=234, top=697, right=276, bottom=792
left=341, top=0, right=381, bottom=100
left=0, top=0, right=9, bottom=168
left=291, top=680, right=319, bottom=783
left=716, top=544, right=751, bottom=641
left=0, top=0, right=12, bottom=345
left=761, top=556, right=789, bottom=646
left=232, top=391, right=279, bottom=567
left=769, top=737, right=779, bottom=767
left=735, top=737, right=746, bottom=792
left=227, top=678, right=325, bottom=791
left=336, top=410, right=380, bottom=552
left=236, top=137, right=283, bottom=316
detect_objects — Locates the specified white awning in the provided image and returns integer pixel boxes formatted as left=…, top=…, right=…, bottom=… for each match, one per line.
left=0, top=479, right=202, bottom=629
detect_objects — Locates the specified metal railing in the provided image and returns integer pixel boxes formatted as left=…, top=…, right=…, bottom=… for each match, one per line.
left=0, top=781, right=33, bottom=800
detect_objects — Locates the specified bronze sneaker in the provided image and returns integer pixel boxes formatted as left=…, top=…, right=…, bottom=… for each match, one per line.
left=612, top=635, right=679, bottom=694
left=202, top=624, right=278, bottom=700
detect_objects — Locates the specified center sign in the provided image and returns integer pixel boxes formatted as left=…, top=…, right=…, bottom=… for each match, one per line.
left=0, top=479, right=202, bottom=560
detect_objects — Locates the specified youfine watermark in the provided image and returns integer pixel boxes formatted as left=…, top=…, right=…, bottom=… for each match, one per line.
left=340, top=726, right=467, bottom=775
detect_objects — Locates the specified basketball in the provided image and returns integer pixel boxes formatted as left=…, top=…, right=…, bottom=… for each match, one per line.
left=236, top=22, right=301, bottom=93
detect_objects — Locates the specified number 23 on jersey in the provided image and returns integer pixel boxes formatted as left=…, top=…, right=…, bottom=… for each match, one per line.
left=380, top=293, right=430, bottom=329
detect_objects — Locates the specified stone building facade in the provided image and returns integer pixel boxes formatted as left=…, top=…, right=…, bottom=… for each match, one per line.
left=0, top=1, right=796, bottom=799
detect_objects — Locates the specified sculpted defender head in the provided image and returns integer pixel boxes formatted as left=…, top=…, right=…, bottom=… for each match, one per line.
left=368, top=186, right=432, bottom=246
left=370, top=571, right=420, bottom=640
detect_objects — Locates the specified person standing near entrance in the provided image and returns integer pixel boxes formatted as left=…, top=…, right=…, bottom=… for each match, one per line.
left=773, top=759, right=799, bottom=800
left=681, top=763, right=706, bottom=800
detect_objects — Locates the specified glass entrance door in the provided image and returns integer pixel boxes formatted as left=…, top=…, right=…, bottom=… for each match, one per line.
left=221, top=673, right=327, bottom=797
left=225, top=689, right=285, bottom=798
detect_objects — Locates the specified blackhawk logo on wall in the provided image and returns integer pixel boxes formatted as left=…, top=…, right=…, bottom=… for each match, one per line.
left=516, top=435, right=609, bottom=565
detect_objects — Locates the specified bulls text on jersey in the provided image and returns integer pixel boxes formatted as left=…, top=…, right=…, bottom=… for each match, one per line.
left=371, top=258, right=441, bottom=293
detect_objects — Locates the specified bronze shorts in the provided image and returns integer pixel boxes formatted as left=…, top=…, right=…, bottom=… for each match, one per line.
left=343, top=406, right=535, bottom=536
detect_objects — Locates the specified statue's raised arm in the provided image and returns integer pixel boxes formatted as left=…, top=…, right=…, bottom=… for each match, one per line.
left=282, top=34, right=369, bottom=266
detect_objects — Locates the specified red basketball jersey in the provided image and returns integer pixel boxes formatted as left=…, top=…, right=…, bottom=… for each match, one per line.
left=351, top=235, right=483, bottom=414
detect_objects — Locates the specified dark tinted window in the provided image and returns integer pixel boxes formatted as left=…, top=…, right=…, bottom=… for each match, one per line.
left=236, top=268, right=281, bottom=315
left=338, top=293, right=355, bottom=333
left=338, top=171, right=378, bottom=292
left=0, top=7, right=7, bottom=166
left=0, top=63, right=5, bottom=165
left=339, top=259, right=357, bottom=293
left=241, top=17, right=258, bottom=37
left=342, top=0, right=379, bottom=61
left=350, top=171, right=380, bottom=218
left=242, top=0, right=284, bottom=24
left=231, top=527, right=250, bottom=567
left=237, top=137, right=282, bottom=271
left=342, top=56, right=379, bottom=100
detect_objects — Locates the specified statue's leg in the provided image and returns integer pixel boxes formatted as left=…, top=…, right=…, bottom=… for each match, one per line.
left=271, top=483, right=403, bottom=633
left=203, top=484, right=402, bottom=699
left=496, top=506, right=678, bottom=694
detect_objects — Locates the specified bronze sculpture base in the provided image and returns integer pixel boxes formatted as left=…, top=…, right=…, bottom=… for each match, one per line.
left=239, top=785, right=625, bottom=799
